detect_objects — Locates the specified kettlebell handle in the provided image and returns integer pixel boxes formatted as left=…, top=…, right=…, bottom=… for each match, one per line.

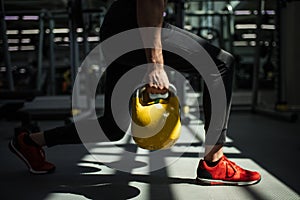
left=137, top=83, right=177, bottom=100
left=148, top=84, right=177, bottom=100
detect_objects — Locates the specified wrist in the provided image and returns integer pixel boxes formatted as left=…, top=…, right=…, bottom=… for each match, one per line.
left=145, top=48, right=164, bottom=65
left=147, top=63, right=164, bottom=71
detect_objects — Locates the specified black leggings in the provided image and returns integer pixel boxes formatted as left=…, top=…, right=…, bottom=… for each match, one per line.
left=44, top=0, right=234, bottom=147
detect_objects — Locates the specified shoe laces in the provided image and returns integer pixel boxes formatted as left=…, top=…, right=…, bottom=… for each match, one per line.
left=39, top=148, right=45, bottom=159
left=223, top=156, right=242, bottom=171
left=28, top=144, right=46, bottom=162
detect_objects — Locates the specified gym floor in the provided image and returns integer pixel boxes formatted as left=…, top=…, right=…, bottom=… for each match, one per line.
left=1, top=111, right=299, bottom=200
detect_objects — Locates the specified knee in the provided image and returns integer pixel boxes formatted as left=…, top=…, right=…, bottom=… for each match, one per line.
left=218, top=49, right=235, bottom=74
left=223, top=50, right=235, bottom=66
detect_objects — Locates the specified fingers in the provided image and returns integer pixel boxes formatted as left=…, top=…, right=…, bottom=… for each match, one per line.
left=148, top=79, right=169, bottom=92
left=146, top=84, right=168, bottom=94
left=147, top=79, right=169, bottom=94
left=149, top=81, right=167, bottom=90
left=143, top=64, right=169, bottom=93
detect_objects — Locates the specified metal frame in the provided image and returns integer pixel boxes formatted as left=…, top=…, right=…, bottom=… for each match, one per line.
left=36, top=10, right=46, bottom=92
left=0, top=0, right=14, bottom=91
left=48, top=11, right=56, bottom=95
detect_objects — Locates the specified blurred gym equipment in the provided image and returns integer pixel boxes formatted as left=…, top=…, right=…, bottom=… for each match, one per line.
left=1, top=0, right=298, bottom=130
left=0, top=0, right=106, bottom=128
left=251, top=0, right=297, bottom=122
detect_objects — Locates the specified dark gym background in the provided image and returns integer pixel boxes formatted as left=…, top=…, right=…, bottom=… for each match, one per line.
left=1, top=0, right=299, bottom=199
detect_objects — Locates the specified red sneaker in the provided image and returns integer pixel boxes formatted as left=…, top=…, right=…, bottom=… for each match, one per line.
left=196, top=155, right=261, bottom=185
left=9, top=132, right=55, bottom=174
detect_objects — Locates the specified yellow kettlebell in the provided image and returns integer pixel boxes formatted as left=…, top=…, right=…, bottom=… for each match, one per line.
left=131, top=84, right=181, bottom=150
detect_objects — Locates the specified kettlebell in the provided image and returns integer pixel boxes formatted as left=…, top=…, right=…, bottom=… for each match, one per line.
left=131, top=84, right=181, bottom=150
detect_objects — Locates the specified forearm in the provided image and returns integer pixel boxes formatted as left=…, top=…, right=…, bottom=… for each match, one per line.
left=136, top=0, right=165, bottom=64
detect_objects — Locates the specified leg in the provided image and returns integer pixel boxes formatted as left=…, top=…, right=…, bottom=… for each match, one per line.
left=161, top=23, right=260, bottom=185
left=42, top=61, right=132, bottom=147
left=9, top=0, right=138, bottom=174
left=9, top=61, right=132, bottom=174
left=161, top=23, right=235, bottom=159
left=202, top=58, right=234, bottom=161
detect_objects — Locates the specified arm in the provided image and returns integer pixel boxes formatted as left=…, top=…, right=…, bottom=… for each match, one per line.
left=137, top=0, right=169, bottom=92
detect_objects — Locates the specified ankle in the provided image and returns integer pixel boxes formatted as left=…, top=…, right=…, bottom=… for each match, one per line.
left=204, top=158, right=221, bottom=167
left=204, top=154, right=223, bottom=163
left=204, top=145, right=223, bottom=162
left=29, top=132, right=46, bottom=147
left=23, top=133, right=39, bottom=147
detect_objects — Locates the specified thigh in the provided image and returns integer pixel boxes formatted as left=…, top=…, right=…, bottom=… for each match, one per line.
left=164, top=23, right=235, bottom=67
left=163, top=23, right=223, bottom=61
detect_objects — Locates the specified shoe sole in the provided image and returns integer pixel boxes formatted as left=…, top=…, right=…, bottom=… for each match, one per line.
left=196, top=177, right=261, bottom=186
left=9, top=140, right=55, bottom=174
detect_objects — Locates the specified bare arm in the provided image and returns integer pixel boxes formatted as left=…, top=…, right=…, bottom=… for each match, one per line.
left=137, top=0, right=169, bottom=91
